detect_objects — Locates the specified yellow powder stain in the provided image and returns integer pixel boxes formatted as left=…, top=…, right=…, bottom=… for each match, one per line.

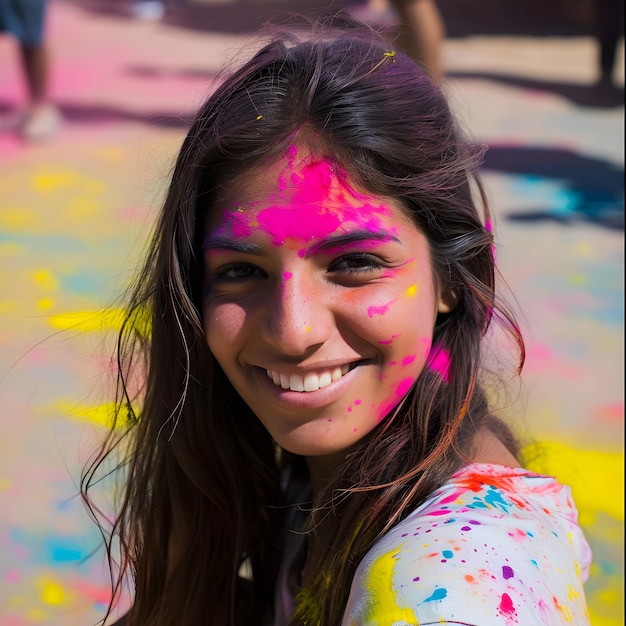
left=57, top=401, right=129, bottom=429
left=42, top=581, right=66, bottom=605
left=67, top=196, right=103, bottom=219
left=0, top=300, right=19, bottom=314
left=0, top=207, right=37, bottom=230
left=0, top=478, right=11, bottom=491
left=32, top=269, right=59, bottom=291
left=98, top=147, right=125, bottom=162
left=406, top=284, right=417, bottom=298
left=596, top=587, right=619, bottom=607
left=48, top=308, right=127, bottom=332
left=32, top=171, right=78, bottom=191
left=568, top=274, right=586, bottom=287
left=591, top=618, right=622, bottom=626
left=362, top=544, right=419, bottom=624
left=305, top=326, right=311, bottom=332
left=27, top=608, right=49, bottom=622
left=32, top=171, right=106, bottom=194
left=567, top=584, right=580, bottom=602
left=7, top=594, right=26, bottom=609
left=523, top=441, right=624, bottom=522
left=574, top=242, right=594, bottom=256
left=37, top=298, right=54, bottom=311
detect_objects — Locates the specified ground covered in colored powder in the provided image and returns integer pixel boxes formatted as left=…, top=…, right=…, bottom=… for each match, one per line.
left=0, top=1, right=623, bottom=624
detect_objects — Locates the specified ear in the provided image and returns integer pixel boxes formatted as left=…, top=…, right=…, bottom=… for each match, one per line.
left=437, top=287, right=459, bottom=314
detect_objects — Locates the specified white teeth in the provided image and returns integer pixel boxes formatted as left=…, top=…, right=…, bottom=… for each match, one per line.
left=266, top=364, right=355, bottom=392
left=304, top=373, right=319, bottom=392
left=318, top=371, right=332, bottom=388
left=289, top=373, right=305, bottom=392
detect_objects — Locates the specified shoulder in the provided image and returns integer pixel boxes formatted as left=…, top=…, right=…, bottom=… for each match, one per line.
left=341, top=463, right=592, bottom=626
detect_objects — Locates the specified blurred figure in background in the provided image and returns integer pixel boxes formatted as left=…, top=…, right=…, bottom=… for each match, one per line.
left=349, top=0, right=445, bottom=83
left=130, top=0, right=165, bottom=20
left=0, top=0, right=62, bottom=141
left=387, top=0, right=444, bottom=83
left=590, top=0, right=624, bottom=105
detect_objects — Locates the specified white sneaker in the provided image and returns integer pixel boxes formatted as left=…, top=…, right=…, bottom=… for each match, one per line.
left=21, top=104, right=63, bottom=142
left=131, top=1, right=165, bottom=20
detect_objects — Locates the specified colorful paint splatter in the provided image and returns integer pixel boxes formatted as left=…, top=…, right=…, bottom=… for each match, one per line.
left=342, top=463, right=591, bottom=625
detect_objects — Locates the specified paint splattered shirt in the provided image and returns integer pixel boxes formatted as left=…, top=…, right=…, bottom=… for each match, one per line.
left=341, top=463, right=592, bottom=625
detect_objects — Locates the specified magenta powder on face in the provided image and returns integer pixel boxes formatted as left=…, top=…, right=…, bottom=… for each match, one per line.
left=428, top=344, right=451, bottom=382
left=367, top=299, right=397, bottom=318
left=256, top=160, right=392, bottom=247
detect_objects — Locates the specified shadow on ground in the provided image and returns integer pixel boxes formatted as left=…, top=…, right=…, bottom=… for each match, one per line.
left=0, top=99, right=198, bottom=130
left=482, top=145, right=625, bottom=230
left=449, top=71, right=625, bottom=109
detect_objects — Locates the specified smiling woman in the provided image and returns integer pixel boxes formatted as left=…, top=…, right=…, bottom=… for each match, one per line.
left=81, top=13, right=592, bottom=626
left=203, top=146, right=449, bottom=461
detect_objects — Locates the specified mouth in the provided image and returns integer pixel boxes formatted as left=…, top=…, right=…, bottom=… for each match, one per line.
left=265, top=362, right=359, bottom=392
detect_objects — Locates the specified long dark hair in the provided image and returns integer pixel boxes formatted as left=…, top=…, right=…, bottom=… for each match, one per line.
left=82, top=15, right=524, bottom=626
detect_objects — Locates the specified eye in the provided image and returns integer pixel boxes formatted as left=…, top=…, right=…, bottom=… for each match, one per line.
left=328, top=253, right=384, bottom=275
left=209, top=263, right=265, bottom=282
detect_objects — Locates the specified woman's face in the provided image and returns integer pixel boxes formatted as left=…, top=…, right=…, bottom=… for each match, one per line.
left=203, top=145, right=452, bottom=467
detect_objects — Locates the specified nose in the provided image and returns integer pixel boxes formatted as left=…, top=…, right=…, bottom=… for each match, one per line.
left=260, top=272, right=333, bottom=356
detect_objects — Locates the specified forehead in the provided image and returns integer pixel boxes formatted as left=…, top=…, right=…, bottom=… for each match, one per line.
left=208, top=145, right=416, bottom=244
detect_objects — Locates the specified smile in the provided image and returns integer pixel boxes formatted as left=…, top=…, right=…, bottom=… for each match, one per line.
left=266, top=363, right=356, bottom=392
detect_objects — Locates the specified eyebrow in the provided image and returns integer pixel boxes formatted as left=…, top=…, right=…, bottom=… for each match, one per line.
left=202, top=230, right=401, bottom=255
left=308, top=230, right=401, bottom=254
left=202, top=234, right=262, bottom=254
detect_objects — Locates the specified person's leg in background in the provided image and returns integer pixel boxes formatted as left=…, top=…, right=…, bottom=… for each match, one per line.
left=1, top=0, right=62, bottom=141
left=387, top=0, right=445, bottom=83
left=591, top=0, right=624, bottom=104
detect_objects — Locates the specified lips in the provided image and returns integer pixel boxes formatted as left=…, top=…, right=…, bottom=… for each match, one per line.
left=266, top=363, right=355, bottom=392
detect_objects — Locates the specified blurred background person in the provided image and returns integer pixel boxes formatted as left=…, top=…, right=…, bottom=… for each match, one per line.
left=387, top=0, right=444, bottom=83
left=590, top=0, right=624, bottom=105
left=0, top=0, right=62, bottom=141
left=350, top=0, right=445, bottom=83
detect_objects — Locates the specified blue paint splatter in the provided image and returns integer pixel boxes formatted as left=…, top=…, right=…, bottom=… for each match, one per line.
left=423, top=587, right=447, bottom=603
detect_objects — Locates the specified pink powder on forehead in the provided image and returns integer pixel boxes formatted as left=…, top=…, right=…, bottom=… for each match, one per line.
left=255, top=160, right=391, bottom=246
left=225, top=207, right=252, bottom=239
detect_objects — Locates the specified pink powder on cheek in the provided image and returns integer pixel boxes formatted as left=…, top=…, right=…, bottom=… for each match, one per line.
left=379, top=334, right=401, bottom=345
left=367, top=299, right=397, bottom=318
left=396, top=377, right=414, bottom=396
left=428, top=344, right=451, bottom=382
left=401, top=354, right=416, bottom=365
left=376, top=376, right=415, bottom=421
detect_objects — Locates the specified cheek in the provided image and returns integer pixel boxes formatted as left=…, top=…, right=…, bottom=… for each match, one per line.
left=375, top=348, right=430, bottom=422
left=204, top=302, right=246, bottom=358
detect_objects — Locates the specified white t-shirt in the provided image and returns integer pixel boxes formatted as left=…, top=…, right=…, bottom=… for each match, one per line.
left=341, top=463, right=592, bottom=625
